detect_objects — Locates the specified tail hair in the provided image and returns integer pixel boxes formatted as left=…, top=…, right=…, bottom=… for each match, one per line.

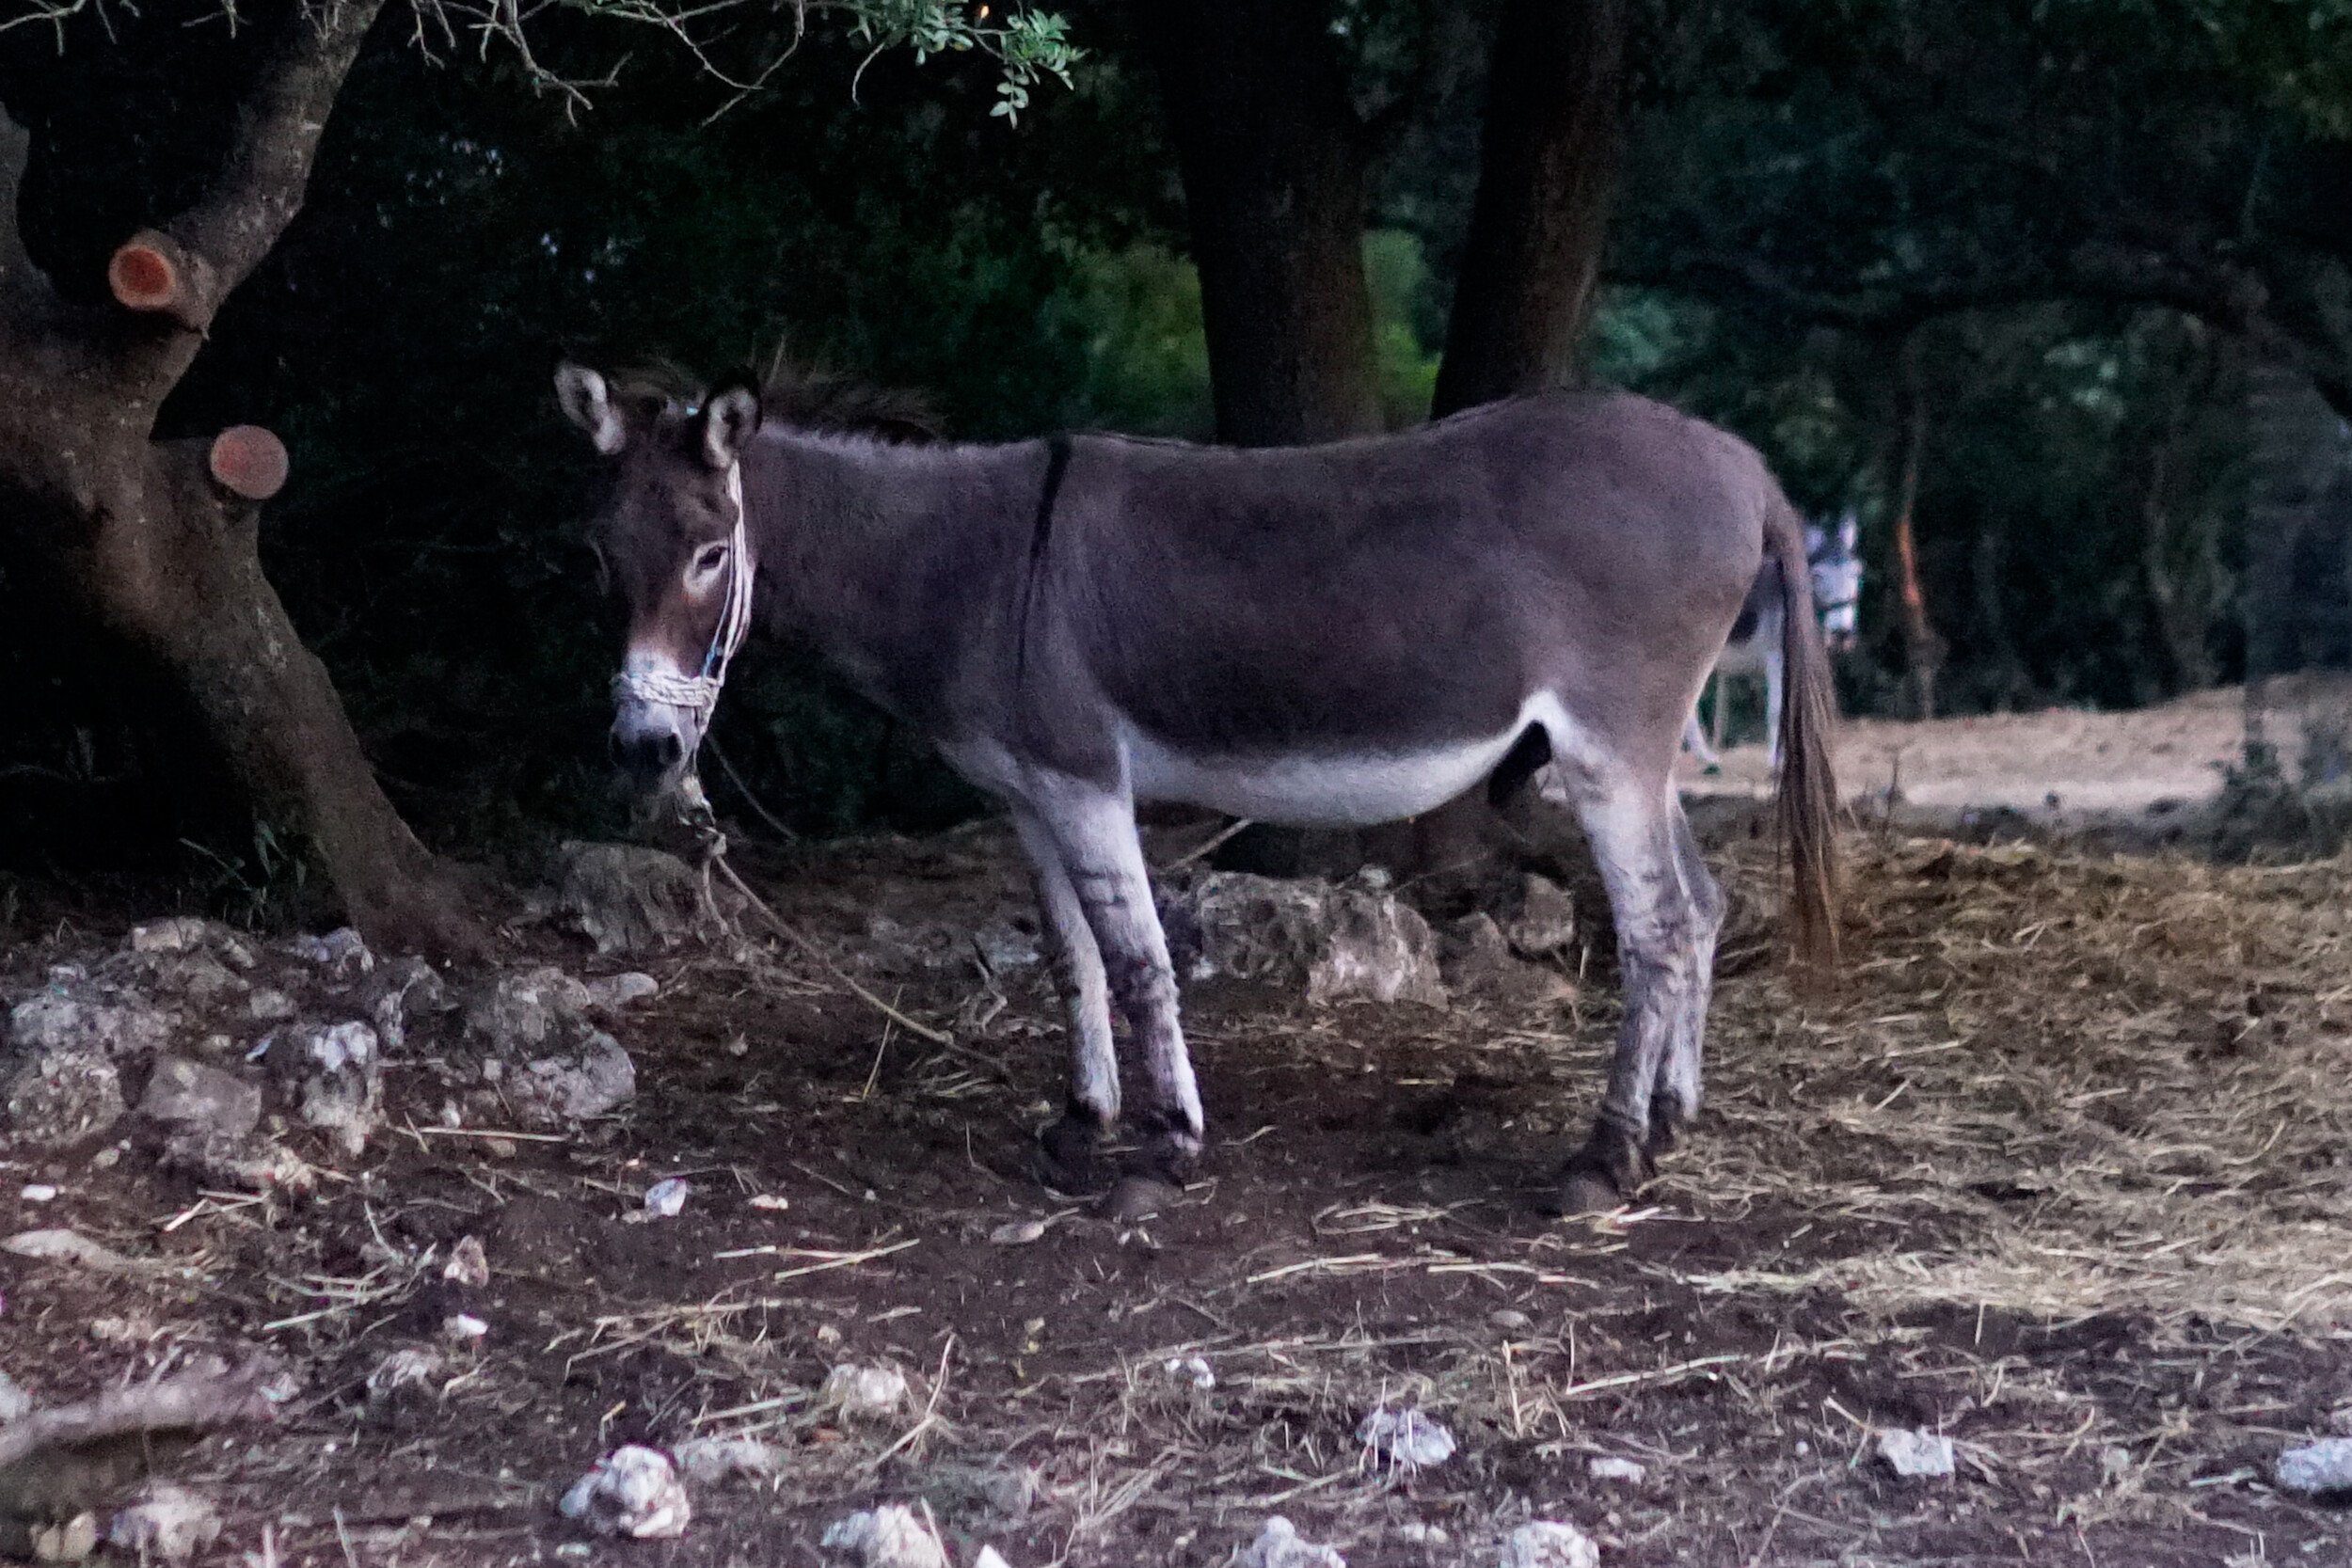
left=1769, top=493, right=1841, bottom=974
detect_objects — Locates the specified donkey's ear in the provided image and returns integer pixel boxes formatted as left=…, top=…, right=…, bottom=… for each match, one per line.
left=700, top=379, right=763, bottom=471
left=556, top=363, right=627, bottom=455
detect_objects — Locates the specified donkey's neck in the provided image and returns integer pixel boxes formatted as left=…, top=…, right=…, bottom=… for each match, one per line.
left=743, top=427, right=1033, bottom=724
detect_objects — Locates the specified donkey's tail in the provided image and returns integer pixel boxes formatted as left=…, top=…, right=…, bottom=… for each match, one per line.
left=1766, top=491, right=1841, bottom=973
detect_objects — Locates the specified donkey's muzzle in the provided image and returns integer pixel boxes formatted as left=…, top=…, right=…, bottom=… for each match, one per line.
left=610, top=711, right=687, bottom=790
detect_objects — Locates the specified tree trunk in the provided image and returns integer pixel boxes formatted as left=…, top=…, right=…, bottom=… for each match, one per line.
left=2138, top=356, right=2220, bottom=695
left=1430, top=0, right=1623, bottom=418
left=0, top=7, right=490, bottom=958
left=1890, top=366, right=1945, bottom=721
left=1133, top=0, right=1381, bottom=446
left=2241, top=356, right=2347, bottom=751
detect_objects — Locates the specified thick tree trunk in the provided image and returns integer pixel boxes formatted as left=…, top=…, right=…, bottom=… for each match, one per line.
left=2241, top=356, right=2347, bottom=751
left=0, top=7, right=490, bottom=958
left=1430, top=0, right=1623, bottom=418
left=1133, top=0, right=1381, bottom=446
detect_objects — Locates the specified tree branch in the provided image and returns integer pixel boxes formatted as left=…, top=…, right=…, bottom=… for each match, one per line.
left=126, top=0, right=387, bottom=333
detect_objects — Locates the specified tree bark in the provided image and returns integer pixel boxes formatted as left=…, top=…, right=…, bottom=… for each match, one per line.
left=1133, top=0, right=1381, bottom=446
left=1890, top=354, right=1945, bottom=721
left=0, top=6, right=491, bottom=957
left=1430, top=0, right=1623, bottom=418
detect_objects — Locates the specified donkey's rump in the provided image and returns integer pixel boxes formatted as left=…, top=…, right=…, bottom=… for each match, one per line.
left=1048, top=391, right=1769, bottom=787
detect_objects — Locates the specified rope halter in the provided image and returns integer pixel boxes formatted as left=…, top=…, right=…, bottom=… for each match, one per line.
left=611, top=460, right=755, bottom=750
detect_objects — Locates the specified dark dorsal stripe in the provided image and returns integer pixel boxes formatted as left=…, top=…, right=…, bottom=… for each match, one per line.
left=1016, top=434, right=1075, bottom=688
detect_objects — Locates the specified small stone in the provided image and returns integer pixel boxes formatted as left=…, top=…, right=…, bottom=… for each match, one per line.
left=643, top=1179, right=691, bottom=1218
left=0, top=1368, right=32, bottom=1422
left=1164, top=1355, right=1216, bottom=1390
left=1488, top=1308, right=1532, bottom=1331
left=1587, top=1455, right=1645, bottom=1483
left=556, top=842, right=731, bottom=957
left=288, top=928, right=373, bottom=974
left=1237, top=1515, right=1345, bottom=1568
left=442, top=1235, right=490, bottom=1288
left=3, top=1228, right=145, bottom=1274
left=989, top=1218, right=1048, bottom=1245
left=1170, top=872, right=1446, bottom=1006
left=1096, top=1176, right=1181, bottom=1225
left=159, top=1133, right=315, bottom=1196
left=1357, top=1407, right=1455, bottom=1471
left=971, top=1549, right=1015, bottom=1568
left=1877, top=1427, right=1956, bottom=1479
left=267, top=1021, right=382, bottom=1157
left=463, top=966, right=595, bottom=1052
left=1397, top=1523, right=1449, bottom=1546
left=137, top=1056, right=262, bottom=1145
left=106, top=1481, right=222, bottom=1564
left=366, top=1347, right=444, bottom=1397
left=558, top=1445, right=689, bottom=1539
left=442, top=1313, right=488, bottom=1340
left=673, top=1434, right=783, bottom=1485
left=20, top=1185, right=56, bottom=1203
left=584, top=972, right=660, bottom=1010
left=2275, top=1436, right=2352, bottom=1497
left=1438, top=912, right=1576, bottom=1006
left=1498, top=1520, right=1599, bottom=1568
left=246, top=988, right=298, bottom=1022
left=30, top=1511, right=98, bottom=1563
left=818, top=1503, right=949, bottom=1568
left=820, top=1363, right=910, bottom=1421
left=1498, top=874, right=1579, bottom=958
left=748, top=1194, right=789, bottom=1212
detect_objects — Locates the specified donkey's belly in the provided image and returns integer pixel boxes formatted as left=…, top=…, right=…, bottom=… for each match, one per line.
left=1121, top=699, right=1557, bottom=827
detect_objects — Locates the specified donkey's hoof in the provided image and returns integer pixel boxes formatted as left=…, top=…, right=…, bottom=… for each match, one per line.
left=1132, top=1127, right=1202, bottom=1185
left=1037, top=1115, right=1108, bottom=1195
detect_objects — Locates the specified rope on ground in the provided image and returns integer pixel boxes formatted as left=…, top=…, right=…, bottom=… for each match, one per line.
left=709, top=851, right=953, bottom=1047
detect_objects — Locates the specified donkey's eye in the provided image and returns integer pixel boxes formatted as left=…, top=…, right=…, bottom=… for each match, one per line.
left=692, top=544, right=730, bottom=577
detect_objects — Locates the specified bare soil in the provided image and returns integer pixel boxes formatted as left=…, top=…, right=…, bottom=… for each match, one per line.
left=5, top=702, right=2352, bottom=1567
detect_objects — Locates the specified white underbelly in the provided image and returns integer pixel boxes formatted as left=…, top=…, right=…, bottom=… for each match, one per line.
left=1120, top=700, right=1554, bottom=827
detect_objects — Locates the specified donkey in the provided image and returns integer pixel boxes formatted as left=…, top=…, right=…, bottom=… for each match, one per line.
left=555, top=362, right=1838, bottom=1211
left=1683, top=513, right=1861, bottom=770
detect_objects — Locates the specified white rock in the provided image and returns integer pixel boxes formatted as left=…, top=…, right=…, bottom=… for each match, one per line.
left=442, top=1235, right=490, bottom=1287
left=971, top=1549, right=1015, bottom=1568
left=1168, top=873, right=1446, bottom=1006
left=366, top=1347, right=444, bottom=1396
left=0, top=1368, right=31, bottom=1423
left=508, top=1032, right=637, bottom=1126
left=821, top=1363, right=911, bottom=1421
left=3, top=1049, right=124, bottom=1147
left=1237, top=1515, right=1345, bottom=1568
left=988, top=1219, right=1048, bottom=1245
left=267, top=1021, right=382, bottom=1156
left=20, top=1185, right=56, bottom=1203
left=559, top=1445, right=690, bottom=1539
left=1163, top=1355, right=1216, bottom=1390
left=3, top=1228, right=147, bottom=1274
left=2276, top=1436, right=2352, bottom=1497
left=289, top=927, right=373, bottom=974
left=557, top=842, right=730, bottom=957
left=442, top=1313, right=488, bottom=1340
left=748, top=1194, right=789, bottom=1212
left=1587, top=1455, right=1645, bottom=1483
left=246, top=988, right=297, bottom=1022
left=1357, top=1407, right=1455, bottom=1471
left=644, top=1179, right=691, bottom=1218
left=1877, top=1427, right=1956, bottom=1479
left=464, top=966, right=596, bottom=1051
left=673, top=1434, right=783, bottom=1485
left=1498, top=1520, right=1598, bottom=1568
left=585, top=972, right=660, bottom=1010
left=9, top=979, right=175, bottom=1058
left=1488, top=1309, right=1532, bottom=1331
left=107, top=1481, right=222, bottom=1564
left=137, top=1056, right=262, bottom=1145
left=1397, top=1522, right=1449, bottom=1545
left=819, top=1503, right=949, bottom=1568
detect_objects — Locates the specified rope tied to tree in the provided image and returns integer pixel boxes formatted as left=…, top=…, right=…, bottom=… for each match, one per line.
left=610, top=460, right=755, bottom=736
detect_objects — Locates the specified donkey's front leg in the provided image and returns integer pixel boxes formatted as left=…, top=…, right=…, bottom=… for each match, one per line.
left=1029, top=780, right=1203, bottom=1182
left=1009, top=808, right=1120, bottom=1190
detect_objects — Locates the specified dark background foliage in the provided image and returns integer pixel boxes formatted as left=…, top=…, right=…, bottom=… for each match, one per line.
left=1, top=0, right=2345, bottom=904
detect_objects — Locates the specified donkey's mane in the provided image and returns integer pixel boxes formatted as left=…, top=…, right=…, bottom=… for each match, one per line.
left=609, top=354, right=939, bottom=444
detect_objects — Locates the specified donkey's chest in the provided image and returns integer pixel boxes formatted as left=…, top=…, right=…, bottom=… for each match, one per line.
left=1120, top=699, right=1560, bottom=827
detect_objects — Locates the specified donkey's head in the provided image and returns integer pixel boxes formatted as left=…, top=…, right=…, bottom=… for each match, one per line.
left=1806, top=512, right=1864, bottom=653
left=555, top=362, right=763, bottom=792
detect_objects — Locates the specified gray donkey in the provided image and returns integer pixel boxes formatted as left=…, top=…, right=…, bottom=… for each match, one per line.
left=555, top=363, right=1838, bottom=1211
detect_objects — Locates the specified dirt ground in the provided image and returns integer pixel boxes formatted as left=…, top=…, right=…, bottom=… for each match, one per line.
left=4, top=695, right=2351, bottom=1568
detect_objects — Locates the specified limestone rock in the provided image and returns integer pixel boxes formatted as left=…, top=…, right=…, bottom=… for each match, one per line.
left=505, top=1032, right=636, bottom=1126
left=556, top=842, right=729, bottom=957
left=1167, top=873, right=1445, bottom=1006
left=1237, top=1516, right=1345, bottom=1568
left=4, top=1051, right=124, bottom=1147
left=1497, top=1521, right=1598, bottom=1568
left=137, top=1057, right=262, bottom=1146
left=557, top=1445, right=688, bottom=1539
left=1438, top=913, right=1576, bottom=1006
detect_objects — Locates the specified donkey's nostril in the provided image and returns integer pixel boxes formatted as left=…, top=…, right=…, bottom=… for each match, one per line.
left=655, top=732, right=683, bottom=768
left=610, top=719, right=687, bottom=785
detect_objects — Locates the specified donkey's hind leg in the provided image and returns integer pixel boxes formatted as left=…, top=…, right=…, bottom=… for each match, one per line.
left=1651, top=800, right=1726, bottom=1157
left=1010, top=808, right=1120, bottom=1191
left=1029, top=779, right=1204, bottom=1182
left=1554, top=779, right=1712, bottom=1213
